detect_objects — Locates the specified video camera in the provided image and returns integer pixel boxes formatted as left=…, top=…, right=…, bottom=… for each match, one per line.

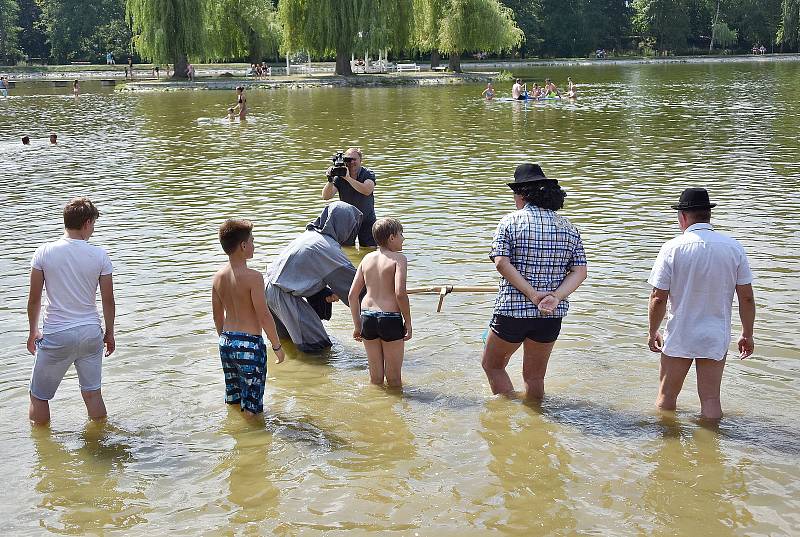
left=328, top=151, right=348, bottom=181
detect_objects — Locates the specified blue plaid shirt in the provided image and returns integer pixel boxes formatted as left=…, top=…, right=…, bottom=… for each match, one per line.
left=490, top=204, right=587, bottom=318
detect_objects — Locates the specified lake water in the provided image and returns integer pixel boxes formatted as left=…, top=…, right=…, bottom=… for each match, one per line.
left=0, top=60, right=798, bottom=536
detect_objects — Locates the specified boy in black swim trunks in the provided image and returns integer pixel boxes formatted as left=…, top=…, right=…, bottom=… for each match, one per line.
left=348, top=218, right=412, bottom=387
left=212, top=219, right=285, bottom=417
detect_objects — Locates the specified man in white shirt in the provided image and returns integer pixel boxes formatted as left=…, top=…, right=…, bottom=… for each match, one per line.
left=647, top=188, right=755, bottom=420
left=27, top=197, right=116, bottom=425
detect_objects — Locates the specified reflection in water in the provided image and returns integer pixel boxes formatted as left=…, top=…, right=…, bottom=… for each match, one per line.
left=478, top=399, right=576, bottom=535
left=216, top=407, right=280, bottom=529
left=642, top=416, right=753, bottom=536
left=31, top=422, right=148, bottom=534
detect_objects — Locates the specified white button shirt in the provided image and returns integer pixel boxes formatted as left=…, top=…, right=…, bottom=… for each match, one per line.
left=648, top=223, right=753, bottom=360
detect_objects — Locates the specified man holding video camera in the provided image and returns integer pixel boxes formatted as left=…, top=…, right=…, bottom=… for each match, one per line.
left=322, top=147, right=377, bottom=247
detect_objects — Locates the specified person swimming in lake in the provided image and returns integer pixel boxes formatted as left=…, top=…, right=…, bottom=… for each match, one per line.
left=233, top=86, right=247, bottom=120
left=567, top=77, right=577, bottom=99
left=226, top=107, right=236, bottom=121
left=530, top=83, right=542, bottom=99
left=72, top=80, right=79, bottom=97
left=543, top=79, right=561, bottom=98
left=481, top=83, right=495, bottom=100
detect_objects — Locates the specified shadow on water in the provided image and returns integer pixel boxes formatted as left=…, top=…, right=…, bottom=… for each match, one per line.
left=263, top=411, right=350, bottom=451
left=213, top=407, right=281, bottom=528
left=287, top=336, right=800, bottom=457
left=522, top=394, right=800, bottom=455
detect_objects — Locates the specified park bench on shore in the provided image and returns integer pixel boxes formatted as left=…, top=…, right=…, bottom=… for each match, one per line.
left=396, top=63, right=421, bottom=72
left=70, top=61, right=90, bottom=65
left=431, top=65, right=448, bottom=72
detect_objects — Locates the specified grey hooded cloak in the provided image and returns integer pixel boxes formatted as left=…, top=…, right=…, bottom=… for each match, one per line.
left=265, top=201, right=363, bottom=352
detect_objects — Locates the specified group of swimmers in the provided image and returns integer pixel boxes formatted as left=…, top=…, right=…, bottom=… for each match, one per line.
left=482, top=77, right=579, bottom=101
left=21, top=133, right=57, bottom=145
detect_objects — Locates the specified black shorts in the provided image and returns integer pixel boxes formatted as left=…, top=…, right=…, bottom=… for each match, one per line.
left=490, top=315, right=562, bottom=344
left=360, top=311, right=405, bottom=342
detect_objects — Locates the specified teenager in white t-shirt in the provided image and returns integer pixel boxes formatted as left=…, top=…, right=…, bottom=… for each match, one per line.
left=27, top=197, right=116, bottom=425
left=647, top=188, right=756, bottom=420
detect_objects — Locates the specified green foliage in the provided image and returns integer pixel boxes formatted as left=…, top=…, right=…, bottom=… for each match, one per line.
left=494, top=68, right=514, bottom=80
left=413, top=0, right=523, bottom=56
left=412, top=0, right=444, bottom=53
left=725, top=0, right=781, bottom=47
left=0, top=0, right=22, bottom=62
left=33, top=0, right=130, bottom=63
left=536, top=0, right=631, bottom=57
left=712, top=21, right=738, bottom=47
left=7, top=0, right=800, bottom=64
left=437, top=0, right=523, bottom=54
left=778, top=0, right=800, bottom=47
left=17, top=0, right=49, bottom=61
left=499, top=0, right=542, bottom=55
left=279, top=0, right=413, bottom=58
left=126, top=0, right=207, bottom=64
left=92, top=18, right=133, bottom=61
left=633, top=0, right=691, bottom=53
left=206, top=0, right=282, bottom=61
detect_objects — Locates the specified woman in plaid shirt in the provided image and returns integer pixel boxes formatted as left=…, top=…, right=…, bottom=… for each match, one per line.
left=482, top=163, right=588, bottom=399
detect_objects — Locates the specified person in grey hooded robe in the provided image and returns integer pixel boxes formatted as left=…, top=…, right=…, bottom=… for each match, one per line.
left=265, top=201, right=363, bottom=352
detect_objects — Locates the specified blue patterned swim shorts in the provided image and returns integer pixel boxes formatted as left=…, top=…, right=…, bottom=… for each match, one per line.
left=219, top=331, right=267, bottom=414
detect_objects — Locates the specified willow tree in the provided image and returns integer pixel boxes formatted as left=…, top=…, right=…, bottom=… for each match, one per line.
left=416, top=0, right=522, bottom=73
left=279, top=0, right=413, bottom=76
left=778, top=0, right=800, bottom=49
left=206, top=0, right=282, bottom=62
left=126, top=0, right=206, bottom=78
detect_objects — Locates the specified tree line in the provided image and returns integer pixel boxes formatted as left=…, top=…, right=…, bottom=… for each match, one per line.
left=1, top=0, right=799, bottom=75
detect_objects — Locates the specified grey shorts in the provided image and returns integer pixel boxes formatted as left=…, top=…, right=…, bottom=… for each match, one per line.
left=30, top=324, right=104, bottom=400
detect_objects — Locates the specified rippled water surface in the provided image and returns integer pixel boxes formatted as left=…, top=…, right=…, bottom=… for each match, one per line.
left=1, top=61, right=798, bottom=536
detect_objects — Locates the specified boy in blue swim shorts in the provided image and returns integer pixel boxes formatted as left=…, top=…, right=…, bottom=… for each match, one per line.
left=348, top=218, right=412, bottom=387
left=212, top=219, right=285, bottom=416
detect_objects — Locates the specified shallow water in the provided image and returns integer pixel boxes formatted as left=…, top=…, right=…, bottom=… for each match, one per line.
left=1, top=60, right=798, bottom=536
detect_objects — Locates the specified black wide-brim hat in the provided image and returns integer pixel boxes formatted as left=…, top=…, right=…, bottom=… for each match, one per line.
left=671, top=187, right=717, bottom=210
left=507, top=163, right=558, bottom=189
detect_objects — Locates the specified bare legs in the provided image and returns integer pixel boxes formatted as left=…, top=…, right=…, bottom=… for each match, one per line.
left=481, top=331, right=556, bottom=400
left=521, top=339, right=556, bottom=400
left=29, top=393, right=51, bottom=425
left=29, top=389, right=107, bottom=426
left=365, top=339, right=404, bottom=387
left=657, top=354, right=726, bottom=420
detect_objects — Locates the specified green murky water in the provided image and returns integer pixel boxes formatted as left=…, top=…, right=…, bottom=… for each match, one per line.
left=1, top=60, right=798, bottom=535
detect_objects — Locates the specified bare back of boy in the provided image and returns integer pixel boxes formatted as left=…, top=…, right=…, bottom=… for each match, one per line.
left=212, top=264, right=265, bottom=335
left=355, top=249, right=409, bottom=387
left=360, top=250, right=404, bottom=312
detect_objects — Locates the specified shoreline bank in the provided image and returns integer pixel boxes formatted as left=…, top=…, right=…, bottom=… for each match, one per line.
left=118, top=72, right=494, bottom=91
left=2, top=53, right=797, bottom=91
